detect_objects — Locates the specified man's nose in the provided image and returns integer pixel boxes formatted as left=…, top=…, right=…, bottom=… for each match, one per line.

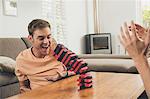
left=43, top=38, right=49, bottom=43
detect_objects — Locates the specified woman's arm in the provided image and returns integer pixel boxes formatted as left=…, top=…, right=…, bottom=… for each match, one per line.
left=119, top=21, right=150, bottom=98
left=133, top=55, right=150, bottom=97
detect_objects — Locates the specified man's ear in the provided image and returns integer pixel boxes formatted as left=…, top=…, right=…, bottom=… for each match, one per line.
left=28, top=35, right=33, bottom=43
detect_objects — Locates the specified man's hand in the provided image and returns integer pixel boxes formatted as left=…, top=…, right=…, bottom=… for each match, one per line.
left=119, top=21, right=150, bottom=60
left=19, top=81, right=31, bottom=93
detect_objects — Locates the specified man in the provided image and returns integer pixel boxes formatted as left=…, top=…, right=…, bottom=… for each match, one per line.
left=119, top=21, right=150, bottom=98
left=15, top=19, right=71, bottom=93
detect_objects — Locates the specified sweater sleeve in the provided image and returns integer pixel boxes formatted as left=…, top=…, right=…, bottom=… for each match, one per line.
left=15, top=58, right=31, bottom=93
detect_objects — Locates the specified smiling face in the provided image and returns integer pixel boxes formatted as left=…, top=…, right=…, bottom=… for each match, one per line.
left=29, top=27, right=52, bottom=58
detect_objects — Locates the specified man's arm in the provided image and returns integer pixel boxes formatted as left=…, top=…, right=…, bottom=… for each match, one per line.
left=15, top=67, right=31, bottom=93
left=19, top=80, right=31, bottom=93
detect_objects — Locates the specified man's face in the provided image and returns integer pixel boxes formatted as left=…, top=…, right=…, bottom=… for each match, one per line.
left=30, top=27, right=52, bottom=57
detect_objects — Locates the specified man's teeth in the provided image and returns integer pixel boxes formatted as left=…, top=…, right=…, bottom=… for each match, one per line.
left=42, top=46, right=49, bottom=48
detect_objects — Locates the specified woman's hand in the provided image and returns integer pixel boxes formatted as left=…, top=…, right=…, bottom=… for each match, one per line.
left=129, top=23, right=147, bottom=41
left=119, top=21, right=150, bottom=60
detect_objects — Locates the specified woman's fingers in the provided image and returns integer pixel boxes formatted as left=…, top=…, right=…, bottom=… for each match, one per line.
left=124, top=22, right=131, bottom=40
left=119, top=31, right=125, bottom=46
left=145, top=28, right=150, bottom=46
left=135, top=24, right=144, bottom=30
left=119, top=25, right=132, bottom=49
left=148, top=28, right=150, bottom=42
left=130, top=21, right=137, bottom=40
left=121, top=22, right=133, bottom=44
left=120, top=26, right=127, bottom=45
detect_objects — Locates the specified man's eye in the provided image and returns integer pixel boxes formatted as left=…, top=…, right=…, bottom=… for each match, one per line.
left=39, top=38, right=44, bottom=40
left=47, top=36, right=51, bottom=39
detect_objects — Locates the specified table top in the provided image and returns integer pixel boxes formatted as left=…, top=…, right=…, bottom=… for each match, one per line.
left=8, top=72, right=144, bottom=99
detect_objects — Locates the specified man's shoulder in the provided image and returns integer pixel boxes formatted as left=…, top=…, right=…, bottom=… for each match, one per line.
left=16, top=48, right=31, bottom=61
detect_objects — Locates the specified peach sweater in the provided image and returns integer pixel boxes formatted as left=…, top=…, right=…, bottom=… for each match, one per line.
left=15, top=47, right=67, bottom=91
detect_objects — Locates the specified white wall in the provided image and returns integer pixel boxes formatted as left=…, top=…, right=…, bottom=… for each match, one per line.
left=65, top=0, right=87, bottom=54
left=98, top=0, right=137, bottom=54
left=0, top=0, right=87, bottom=54
left=0, top=0, right=43, bottom=37
left=0, top=0, right=137, bottom=54
left=0, top=0, right=3, bottom=35
left=86, top=0, right=94, bottom=33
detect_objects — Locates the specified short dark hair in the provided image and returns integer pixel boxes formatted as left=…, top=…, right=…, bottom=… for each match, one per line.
left=28, top=19, right=51, bottom=35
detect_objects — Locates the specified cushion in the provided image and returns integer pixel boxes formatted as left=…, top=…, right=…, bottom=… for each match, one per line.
left=78, top=54, right=131, bottom=59
left=83, top=59, right=138, bottom=73
left=0, top=38, right=27, bottom=60
left=21, top=37, right=32, bottom=48
left=0, top=72, right=18, bottom=87
left=0, top=56, right=16, bottom=73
